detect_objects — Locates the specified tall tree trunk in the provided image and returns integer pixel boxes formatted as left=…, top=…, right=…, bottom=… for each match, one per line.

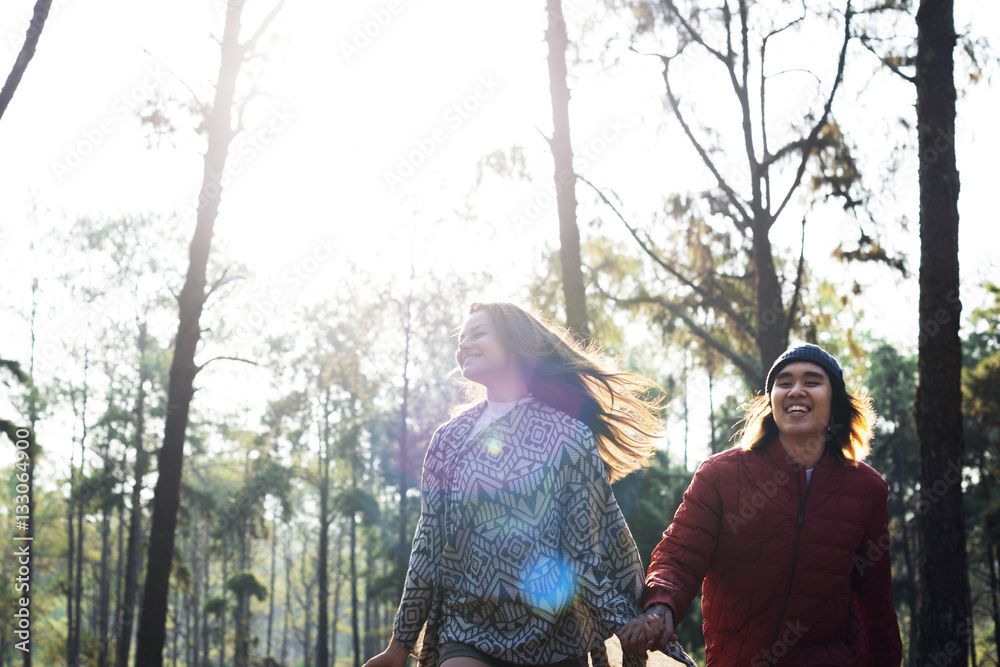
left=682, top=352, right=689, bottom=471
left=281, top=528, right=291, bottom=667
left=752, top=228, right=787, bottom=385
left=350, top=513, right=360, bottom=667
left=134, top=4, right=243, bottom=664
left=70, top=345, right=89, bottom=667
left=913, top=0, right=969, bottom=665
left=397, top=285, right=413, bottom=596
left=188, top=523, right=200, bottom=667
left=332, top=523, right=343, bottom=664
left=200, top=538, right=210, bottom=667
left=112, top=501, right=125, bottom=665
left=0, top=0, right=53, bottom=121
left=317, top=397, right=332, bottom=667
left=302, top=524, right=313, bottom=667
left=267, top=513, right=277, bottom=659
left=219, top=550, right=229, bottom=667
left=988, top=541, right=1000, bottom=660
left=116, top=321, right=150, bottom=667
left=97, top=508, right=113, bottom=667
left=707, top=360, right=717, bottom=455
left=66, top=436, right=77, bottom=665
left=545, top=0, right=588, bottom=337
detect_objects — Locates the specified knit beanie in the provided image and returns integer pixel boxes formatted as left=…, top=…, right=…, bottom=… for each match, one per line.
left=765, top=344, right=845, bottom=394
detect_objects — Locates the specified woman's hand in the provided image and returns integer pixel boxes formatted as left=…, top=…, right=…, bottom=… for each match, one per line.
left=362, top=637, right=410, bottom=667
left=616, top=604, right=676, bottom=655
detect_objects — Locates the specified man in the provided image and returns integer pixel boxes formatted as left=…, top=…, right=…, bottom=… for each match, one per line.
left=619, top=344, right=902, bottom=666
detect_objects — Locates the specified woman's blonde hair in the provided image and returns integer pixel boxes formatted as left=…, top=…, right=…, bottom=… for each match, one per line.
left=453, top=302, right=664, bottom=482
left=734, top=381, right=876, bottom=466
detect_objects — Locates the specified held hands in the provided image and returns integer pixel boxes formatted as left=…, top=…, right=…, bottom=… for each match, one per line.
left=362, top=637, right=410, bottom=667
left=616, top=604, right=677, bottom=656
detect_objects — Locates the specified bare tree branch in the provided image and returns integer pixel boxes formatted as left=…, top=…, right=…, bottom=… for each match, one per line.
left=859, top=34, right=916, bottom=83
left=579, top=175, right=756, bottom=334
left=195, top=356, right=258, bottom=374
left=0, top=0, right=53, bottom=121
left=772, top=0, right=855, bottom=223
left=783, top=218, right=807, bottom=345
left=760, top=2, right=808, bottom=212
left=597, top=285, right=760, bottom=383
left=242, top=0, right=287, bottom=56
left=658, top=56, right=753, bottom=225
left=660, top=0, right=729, bottom=64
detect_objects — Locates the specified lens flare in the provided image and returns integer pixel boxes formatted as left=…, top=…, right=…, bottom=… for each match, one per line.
left=519, top=553, right=577, bottom=615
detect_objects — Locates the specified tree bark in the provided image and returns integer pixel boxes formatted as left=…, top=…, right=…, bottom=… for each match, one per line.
left=116, top=323, right=149, bottom=667
left=133, top=3, right=243, bottom=664
left=0, top=0, right=53, bottom=121
left=913, top=0, right=970, bottom=664
left=545, top=0, right=588, bottom=337
left=752, top=226, right=787, bottom=384
left=350, top=507, right=360, bottom=667
left=97, top=507, right=113, bottom=667
left=317, top=393, right=332, bottom=667
left=267, top=514, right=277, bottom=659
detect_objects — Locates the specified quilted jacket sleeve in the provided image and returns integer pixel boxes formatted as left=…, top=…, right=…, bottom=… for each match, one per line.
left=640, top=457, right=723, bottom=623
left=851, top=474, right=902, bottom=667
left=393, top=427, right=448, bottom=649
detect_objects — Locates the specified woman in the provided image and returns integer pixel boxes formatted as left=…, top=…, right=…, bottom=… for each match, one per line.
left=619, top=344, right=902, bottom=666
left=365, top=302, right=677, bottom=667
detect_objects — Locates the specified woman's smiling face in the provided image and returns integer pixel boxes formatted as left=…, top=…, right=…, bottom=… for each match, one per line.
left=456, top=309, right=516, bottom=387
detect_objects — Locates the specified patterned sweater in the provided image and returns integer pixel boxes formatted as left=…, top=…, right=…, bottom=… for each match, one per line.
left=393, top=398, right=645, bottom=666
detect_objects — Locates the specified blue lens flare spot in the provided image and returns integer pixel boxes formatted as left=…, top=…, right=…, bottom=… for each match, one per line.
left=519, top=553, right=577, bottom=615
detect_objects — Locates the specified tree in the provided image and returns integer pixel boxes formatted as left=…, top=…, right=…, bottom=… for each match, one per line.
left=599, top=0, right=875, bottom=388
left=544, top=0, right=589, bottom=337
left=0, top=0, right=53, bottom=122
left=912, top=0, right=970, bottom=663
left=134, top=2, right=286, bottom=663
left=227, top=571, right=268, bottom=667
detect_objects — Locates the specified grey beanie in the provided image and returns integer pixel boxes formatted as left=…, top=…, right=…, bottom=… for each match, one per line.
left=765, top=344, right=845, bottom=394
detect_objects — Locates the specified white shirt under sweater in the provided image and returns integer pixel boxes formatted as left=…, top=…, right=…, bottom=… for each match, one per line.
left=464, top=396, right=528, bottom=443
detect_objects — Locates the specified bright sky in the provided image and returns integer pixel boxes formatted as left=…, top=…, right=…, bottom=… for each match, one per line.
left=1, top=0, right=998, bottom=470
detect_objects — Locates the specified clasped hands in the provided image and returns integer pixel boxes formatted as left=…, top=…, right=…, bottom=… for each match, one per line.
left=616, top=604, right=677, bottom=655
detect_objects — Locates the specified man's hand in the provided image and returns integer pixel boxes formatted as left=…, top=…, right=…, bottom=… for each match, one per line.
left=363, top=637, right=410, bottom=667
left=616, top=604, right=676, bottom=655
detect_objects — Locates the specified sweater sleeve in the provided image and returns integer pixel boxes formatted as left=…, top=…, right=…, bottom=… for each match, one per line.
left=851, top=475, right=903, bottom=667
left=640, top=457, right=723, bottom=624
left=558, top=426, right=644, bottom=636
left=393, top=427, right=449, bottom=649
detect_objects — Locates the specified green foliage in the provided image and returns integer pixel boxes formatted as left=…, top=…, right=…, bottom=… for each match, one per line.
left=227, top=571, right=268, bottom=602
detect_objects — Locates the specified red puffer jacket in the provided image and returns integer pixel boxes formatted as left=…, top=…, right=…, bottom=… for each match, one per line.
left=641, top=439, right=902, bottom=667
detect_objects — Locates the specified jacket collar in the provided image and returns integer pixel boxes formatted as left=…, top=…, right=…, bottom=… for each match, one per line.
left=764, top=436, right=831, bottom=474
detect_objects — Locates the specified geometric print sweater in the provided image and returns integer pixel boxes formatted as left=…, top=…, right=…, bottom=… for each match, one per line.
left=393, top=397, right=647, bottom=666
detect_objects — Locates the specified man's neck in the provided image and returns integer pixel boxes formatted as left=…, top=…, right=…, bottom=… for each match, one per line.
left=778, top=435, right=824, bottom=469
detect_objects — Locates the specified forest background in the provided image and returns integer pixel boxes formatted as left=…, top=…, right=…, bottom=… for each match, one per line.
left=0, top=0, right=998, bottom=666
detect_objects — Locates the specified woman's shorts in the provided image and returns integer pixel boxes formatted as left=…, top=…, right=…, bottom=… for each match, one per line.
left=438, top=642, right=589, bottom=667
